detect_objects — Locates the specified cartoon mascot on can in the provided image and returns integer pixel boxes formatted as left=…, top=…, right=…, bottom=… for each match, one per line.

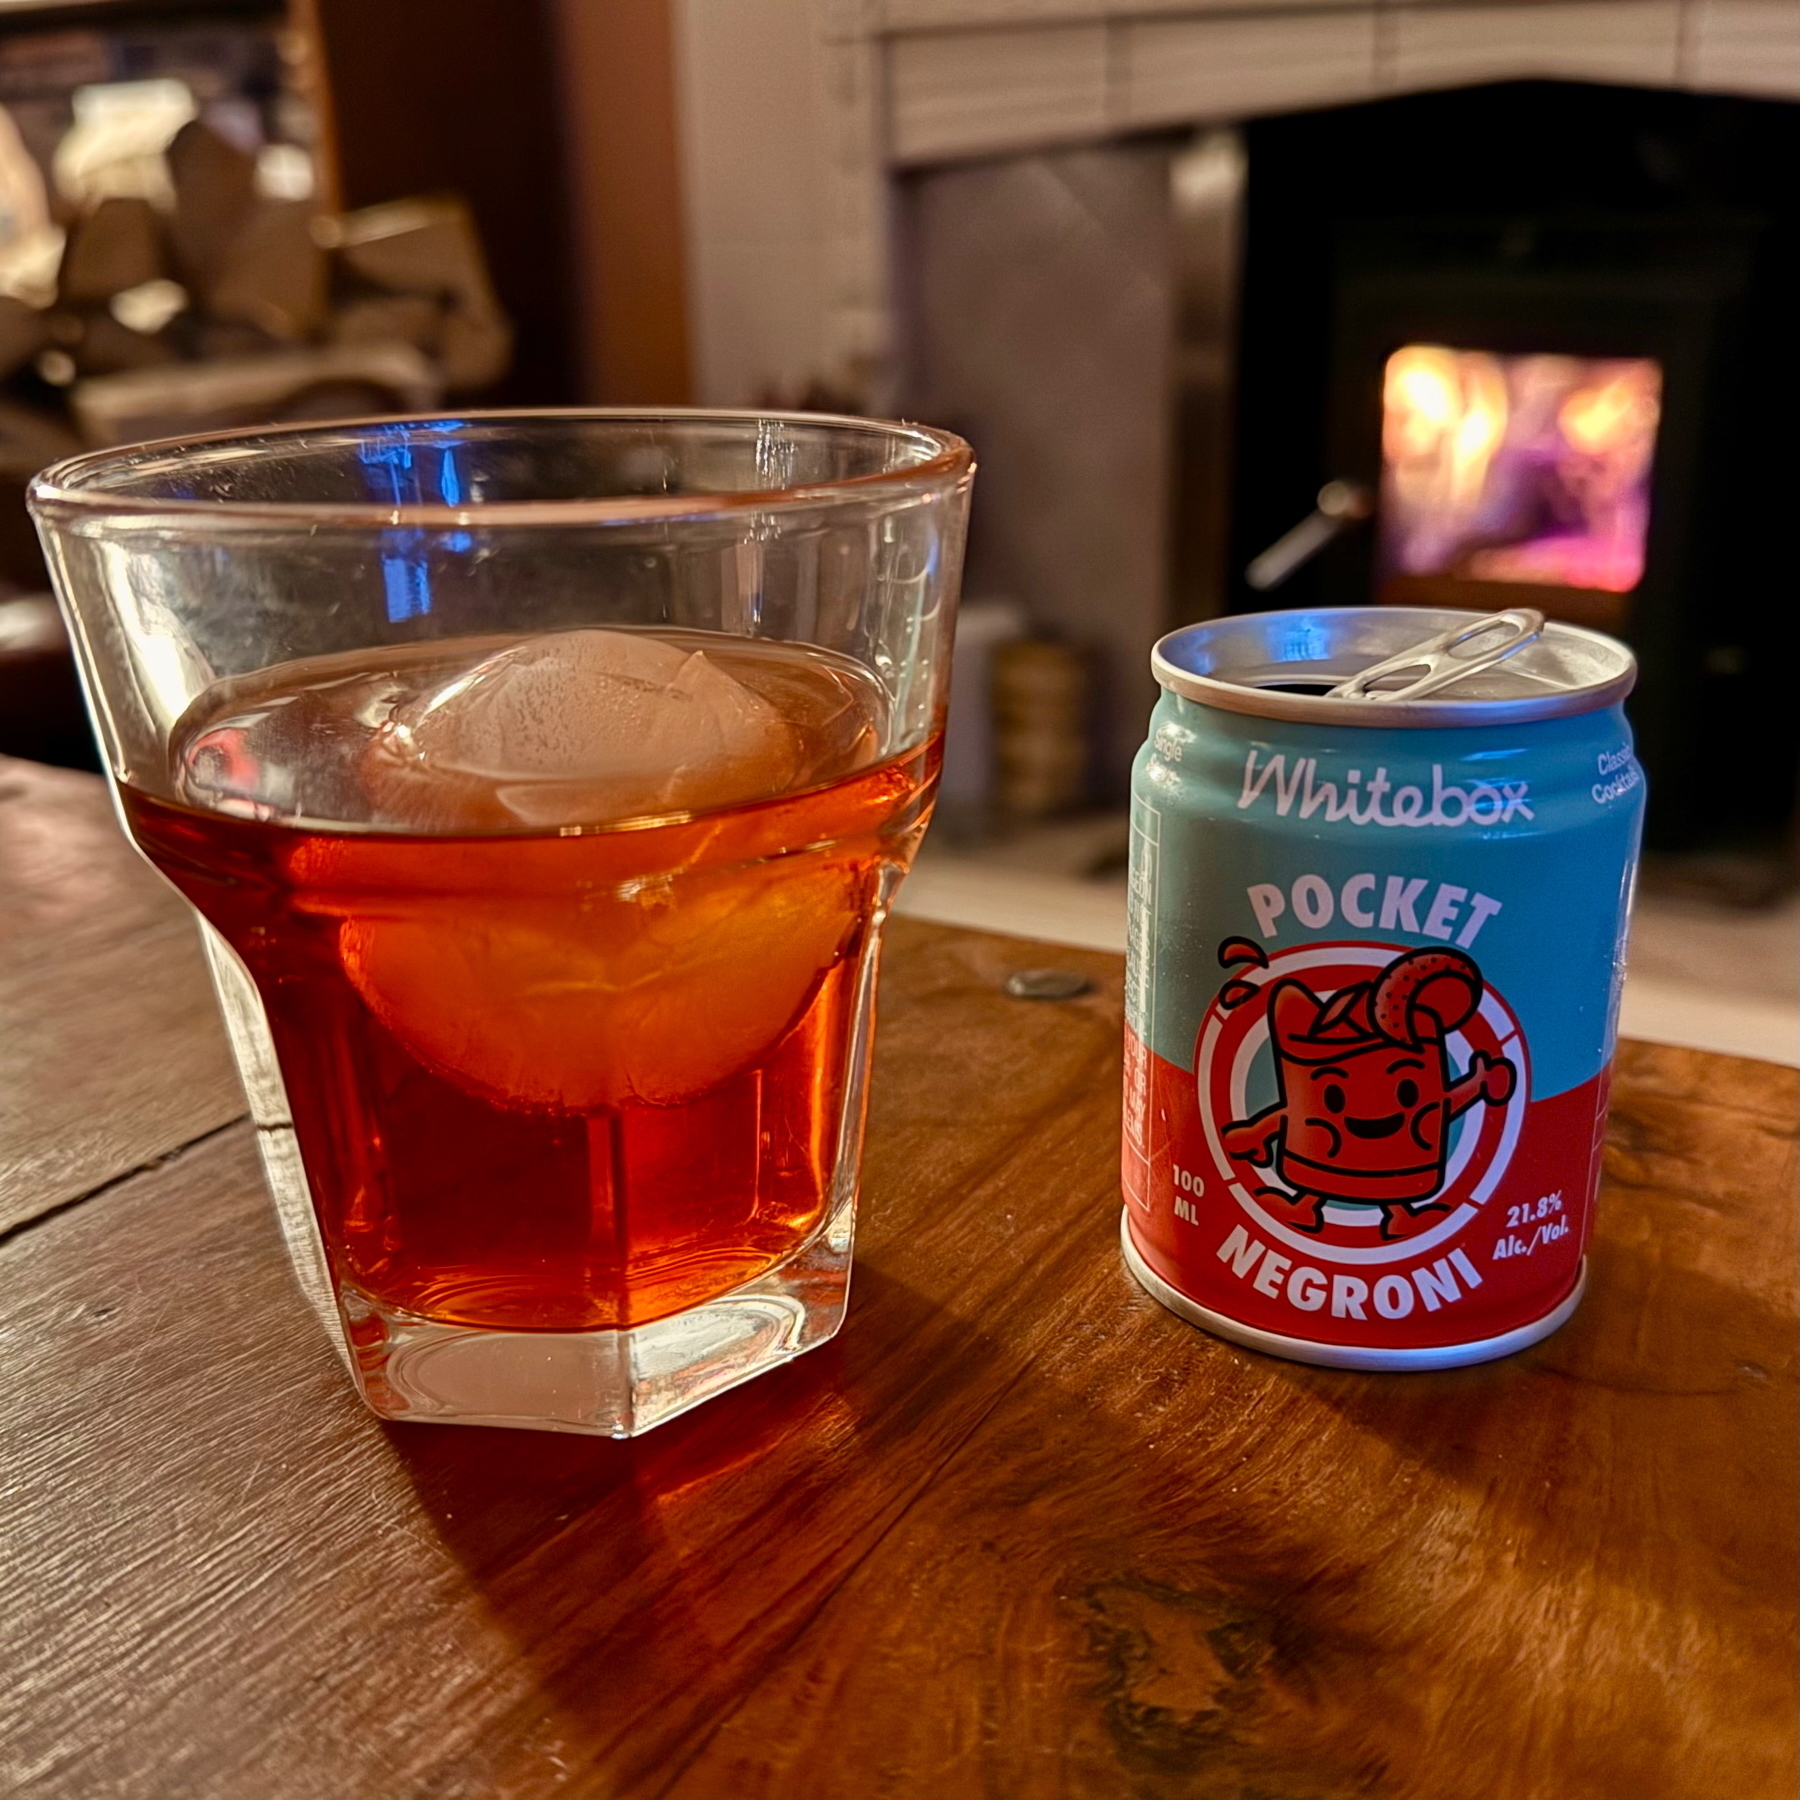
left=1221, top=944, right=1517, bottom=1240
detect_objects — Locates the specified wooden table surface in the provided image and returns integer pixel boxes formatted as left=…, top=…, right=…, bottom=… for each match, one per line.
left=0, top=755, right=1794, bottom=1800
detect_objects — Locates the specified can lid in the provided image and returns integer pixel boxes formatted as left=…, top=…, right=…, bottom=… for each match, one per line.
left=1153, top=606, right=1636, bottom=728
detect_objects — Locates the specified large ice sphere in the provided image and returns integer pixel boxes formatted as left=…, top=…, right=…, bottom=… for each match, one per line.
left=364, top=628, right=802, bottom=830
left=338, top=852, right=864, bottom=1109
left=336, top=628, right=859, bottom=1108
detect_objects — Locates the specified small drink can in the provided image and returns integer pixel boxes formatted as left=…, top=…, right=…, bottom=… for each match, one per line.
left=1121, top=608, right=1644, bottom=1368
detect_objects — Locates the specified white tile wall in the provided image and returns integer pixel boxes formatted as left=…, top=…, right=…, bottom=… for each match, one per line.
left=670, top=0, right=1796, bottom=407
left=675, top=0, right=836, bottom=403
left=1683, top=0, right=1800, bottom=96
left=814, top=0, right=880, bottom=38
left=881, top=0, right=1370, bottom=20
left=1386, top=0, right=1685, bottom=91
left=1119, top=0, right=1374, bottom=12
left=887, top=23, right=1109, bottom=162
left=813, top=28, right=897, bottom=387
left=1118, top=10, right=1380, bottom=127
left=880, top=0, right=1106, bottom=28
left=691, top=239, right=830, bottom=401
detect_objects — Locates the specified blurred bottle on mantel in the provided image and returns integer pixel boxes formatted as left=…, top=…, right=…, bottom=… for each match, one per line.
left=992, top=637, right=1090, bottom=819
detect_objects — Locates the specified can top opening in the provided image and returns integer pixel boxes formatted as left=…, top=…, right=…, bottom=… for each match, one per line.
left=1153, top=607, right=1636, bottom=728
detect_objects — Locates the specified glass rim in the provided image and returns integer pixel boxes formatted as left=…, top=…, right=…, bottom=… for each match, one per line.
left=27, top=406, right=974, bottom=532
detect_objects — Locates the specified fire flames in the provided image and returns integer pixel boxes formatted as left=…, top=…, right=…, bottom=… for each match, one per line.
left=1380, top=346, right=1661, bottom=595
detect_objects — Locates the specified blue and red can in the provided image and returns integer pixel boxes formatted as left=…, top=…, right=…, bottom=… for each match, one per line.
left=1121, top=607, right=1644, bottom=1368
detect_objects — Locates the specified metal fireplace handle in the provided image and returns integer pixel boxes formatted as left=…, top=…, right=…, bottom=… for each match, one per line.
left=1244, top=480, right=1373, bottom=592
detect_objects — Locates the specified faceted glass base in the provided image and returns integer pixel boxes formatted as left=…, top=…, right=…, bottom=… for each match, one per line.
left=342, top=1188, right=855, bottom=1436
left=200, top=912, right=873, bottom=1439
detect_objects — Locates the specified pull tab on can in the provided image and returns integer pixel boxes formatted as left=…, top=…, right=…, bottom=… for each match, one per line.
left=1327, top=608, right=1546, bottom=704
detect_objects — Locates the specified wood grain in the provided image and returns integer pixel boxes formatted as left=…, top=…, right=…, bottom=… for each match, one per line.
left=0, top=757, right=241, bottom=1234
left=672, top=1027, right=1799, bottom=1800
left=0, top=907, right=1792, bottom=1800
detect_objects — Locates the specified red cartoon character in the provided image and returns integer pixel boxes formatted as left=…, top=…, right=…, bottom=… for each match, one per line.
left=1220, top=944, right=1516, bottom=1239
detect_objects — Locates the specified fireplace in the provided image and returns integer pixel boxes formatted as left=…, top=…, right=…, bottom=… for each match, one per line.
left=1228, top=80, right=1798, bottom=851
left=673, top=9, right=1796, bottom=850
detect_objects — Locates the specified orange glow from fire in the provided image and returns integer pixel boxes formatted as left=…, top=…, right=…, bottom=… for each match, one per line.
left=1559, top=368, right=1659, bottom=458
left=1380, top=346, right=1662, bottom=595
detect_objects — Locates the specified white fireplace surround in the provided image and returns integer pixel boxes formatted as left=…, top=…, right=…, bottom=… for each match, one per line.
left=671, top=0, right=1798, bottom=407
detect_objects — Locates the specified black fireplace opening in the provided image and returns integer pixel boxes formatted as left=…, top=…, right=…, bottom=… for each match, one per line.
left=1228, top=80, right=1799, bottom=857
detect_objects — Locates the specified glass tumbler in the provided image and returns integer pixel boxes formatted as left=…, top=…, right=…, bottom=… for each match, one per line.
left=31, top=411, right=973, bottom=1436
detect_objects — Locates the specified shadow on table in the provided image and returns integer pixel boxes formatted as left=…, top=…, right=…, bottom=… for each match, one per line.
left=380, top=1157, right=1795, bottom=1800
left=382, top=1261, right=1022, bottom=1793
